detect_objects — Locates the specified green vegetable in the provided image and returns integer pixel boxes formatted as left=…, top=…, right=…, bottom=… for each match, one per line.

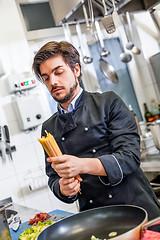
left=91, top=236, right=102, bottom=240
left=18, top=220, right=53, bottom=240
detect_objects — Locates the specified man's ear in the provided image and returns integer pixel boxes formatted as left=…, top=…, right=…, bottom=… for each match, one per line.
left=74, top=63, right=80, bottom=77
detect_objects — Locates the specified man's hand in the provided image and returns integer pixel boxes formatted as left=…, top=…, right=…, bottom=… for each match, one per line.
left=59, top=176, right=82, bottom=197
left=47, top=155, right=84, bottom=178
left=47, top=154, right=107, bottom=178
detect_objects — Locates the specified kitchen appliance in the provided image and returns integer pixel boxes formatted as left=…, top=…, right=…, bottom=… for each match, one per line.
left=7, top=72, right=39, bottom=94
left=12, top=93, right=46, bottom=131
left=49, top=0, right=160, bottom=26
left=16, top=0, right=64, bottom=40
left=37, top=205, right=160, bottom=240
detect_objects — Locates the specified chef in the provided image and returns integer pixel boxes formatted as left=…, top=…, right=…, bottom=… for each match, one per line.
left=33, top=41, right=160, bottom=221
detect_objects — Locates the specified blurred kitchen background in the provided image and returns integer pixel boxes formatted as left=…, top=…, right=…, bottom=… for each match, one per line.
left=0, top=0, right=160, bottom=214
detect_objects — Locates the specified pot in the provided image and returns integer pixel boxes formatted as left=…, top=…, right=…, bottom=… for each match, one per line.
left=0, top=204, right=12, bottom=240
left=37, top=205, right=160, bottom=240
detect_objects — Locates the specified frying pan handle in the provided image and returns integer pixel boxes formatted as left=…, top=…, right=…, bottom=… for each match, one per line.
left=142, top=216, right=160, bottom=231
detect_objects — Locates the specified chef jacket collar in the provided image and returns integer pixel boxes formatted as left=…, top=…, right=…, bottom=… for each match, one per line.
left=58, top=88, right=83, bottom=114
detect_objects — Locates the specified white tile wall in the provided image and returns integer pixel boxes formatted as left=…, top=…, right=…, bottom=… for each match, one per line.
left=0, top=74, right=79, bottom=214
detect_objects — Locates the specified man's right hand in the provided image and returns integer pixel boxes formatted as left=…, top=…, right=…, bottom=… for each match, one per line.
left=59, top=175, right=82, bottom=197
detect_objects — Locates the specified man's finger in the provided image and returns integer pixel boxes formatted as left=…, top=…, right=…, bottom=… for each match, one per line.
left=47, top=156, right=65, bottom=164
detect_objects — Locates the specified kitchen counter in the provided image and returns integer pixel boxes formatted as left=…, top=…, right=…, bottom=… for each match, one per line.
left=141, top=154, right=160, bottom=172
left=8, top=203, right=73, bottom=240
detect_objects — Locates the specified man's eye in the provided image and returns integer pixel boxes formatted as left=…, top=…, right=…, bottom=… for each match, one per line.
left=42, top=77, right=49, bottom=82
left=55, top=71, right=63, bottom=75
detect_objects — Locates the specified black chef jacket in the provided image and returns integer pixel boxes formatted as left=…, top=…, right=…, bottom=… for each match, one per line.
left=42, top=90, right=160, bottom=220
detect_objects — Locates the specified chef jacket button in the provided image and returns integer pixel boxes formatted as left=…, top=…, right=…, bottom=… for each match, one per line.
left=92, top=149, right=96, bottom=153
left=61, top=137, right=65, bottom=141
left=84, top=127, right=89, bottom=131
left=108, top=194, right=112, bottom=199
left=89, top=200, right=93, bottom=203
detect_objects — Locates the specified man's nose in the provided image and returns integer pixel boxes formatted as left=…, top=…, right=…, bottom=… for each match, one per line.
left=50, top=74, right=58, bottom=84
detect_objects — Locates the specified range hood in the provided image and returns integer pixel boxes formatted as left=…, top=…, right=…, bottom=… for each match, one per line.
left=49, top=0, right=160, bottom=25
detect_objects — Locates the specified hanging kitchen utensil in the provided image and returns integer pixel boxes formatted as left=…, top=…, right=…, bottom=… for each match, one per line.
left=101, top=0, right=116, bottom=34
left=126, top=12, right=141, bottom=55
left=0, top=125, right=7, bottom=164
left=95, top=20, right=110, bottom=57
left=119, top=37, right=132, bottom=63
left=62, top=23, right=71, bottom=42
left=95, top=20, right=118, bottom=83
left=76, top=21, right=93, bottom=64
left=82, top=1, right=97, bottom=45
left=120, top=50, right=132, bottom=63
left=121, top=14, right=134, bottom=50
left=4, top=125, right=13, bottom=161
left=118, top=24, right=132, bottom=63
left=111, top=0, right=122, bottom=28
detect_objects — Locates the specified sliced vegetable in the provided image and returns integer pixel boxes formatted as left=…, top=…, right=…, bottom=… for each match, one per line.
left=108, top=231, right=117, bottom=237
left=18, top=220, right=53, bottom=240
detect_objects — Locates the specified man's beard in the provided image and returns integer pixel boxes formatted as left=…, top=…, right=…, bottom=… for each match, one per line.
left=52, top=80, right=78, bottom=104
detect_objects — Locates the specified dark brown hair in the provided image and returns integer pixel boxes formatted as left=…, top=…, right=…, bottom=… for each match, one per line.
left=32, top=41, right=82, bottom=82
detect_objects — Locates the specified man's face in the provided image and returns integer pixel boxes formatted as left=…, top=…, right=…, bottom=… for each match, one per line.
left=39, top=55, right=80, bottom=106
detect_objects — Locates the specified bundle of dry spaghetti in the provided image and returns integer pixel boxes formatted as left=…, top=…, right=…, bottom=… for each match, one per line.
left=38, top=130, right=82, bottom=194
left=38, top=130, right=62, bottom=157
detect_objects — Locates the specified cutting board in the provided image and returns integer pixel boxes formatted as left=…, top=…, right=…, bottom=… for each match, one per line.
left=9, top=209, right=73, bottom=240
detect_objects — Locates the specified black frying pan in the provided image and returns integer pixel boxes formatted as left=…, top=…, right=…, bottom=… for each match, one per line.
left=37, top=205, right=148, bottom=240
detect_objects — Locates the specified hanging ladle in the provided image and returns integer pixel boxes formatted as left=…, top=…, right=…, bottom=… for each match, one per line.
left=76, top=21, right=93, bottom=64
left=95, top=20, right=110, bottom=57
left=119, top=36, right=132, bottom=63
left=120, top=14, right=134, bottom=50
left=118, top=24, right=132, bottom=63
left=126, top=12, right=141, bottom=55
left=95, top=20, right=118, bottom=83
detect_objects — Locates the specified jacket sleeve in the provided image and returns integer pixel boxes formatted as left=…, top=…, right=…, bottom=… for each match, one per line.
left=98, top=92, right=141, bottom=186
left=41, top=125, right=78, bottom=204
